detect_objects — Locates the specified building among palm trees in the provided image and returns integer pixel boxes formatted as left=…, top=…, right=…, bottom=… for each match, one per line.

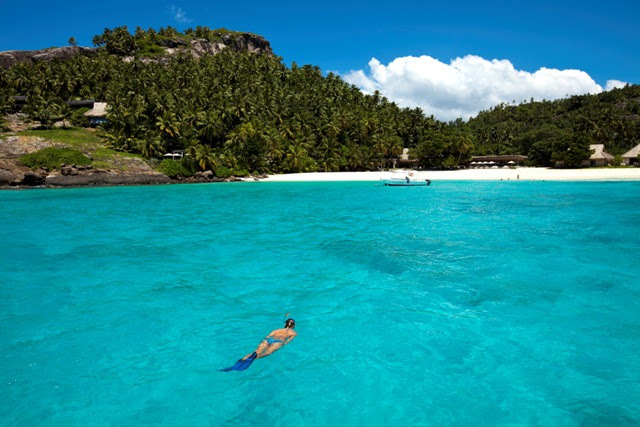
left=66, top=99, right=95, bottom=109
left=581, top=144, right=613, bottom=167
left=83, top=102, right=109, bottom=126
left=388, top=148, right=418, bottom=169
left=10, top=95, right=27, bottom=112
left=622, top=143, right=640, bottom=166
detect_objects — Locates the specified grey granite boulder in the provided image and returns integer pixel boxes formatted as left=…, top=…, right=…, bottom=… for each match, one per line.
left=0, top=46, right=95, bottom=68
left=0, top=169, right=19, bottom=186
left=221, top=33, right=273, bottom=54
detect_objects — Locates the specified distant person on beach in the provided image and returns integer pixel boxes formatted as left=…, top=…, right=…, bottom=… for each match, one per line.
left=220, top=318, right=297, bottom=372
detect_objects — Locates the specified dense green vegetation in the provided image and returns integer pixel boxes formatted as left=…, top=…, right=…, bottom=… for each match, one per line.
left=156, top=158, right=193, bottom=178
left=468, top=87, right=640, bottom=166
left=1, top=27, right=459, bottom=175
left=1, top=25, right=639, bottom=175
left=0, top=116, right=9, bottom=132
left=20, top=147, right=91, bottom=170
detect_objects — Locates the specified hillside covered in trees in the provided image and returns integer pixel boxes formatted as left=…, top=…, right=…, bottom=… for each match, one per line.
left=1, top=25, right=639, bottom=176
left=468, top=86, right=640, bottom=167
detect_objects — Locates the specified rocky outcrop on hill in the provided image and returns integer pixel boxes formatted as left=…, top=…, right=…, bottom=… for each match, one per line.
left=0, top=46, right=95, bottom=68
left=0, top=159, right=27, bottom=186
left=189, top=34, right=272, bottom=56
left=0, top=133, right=171, bottom=188
left=217, top=33, right=272, bottom=54
left=0, top=155, right=48, bottom=187
left=0, top=130, right=263, bottom=188
left=0, top=134, right=46, bottom=186
left=0, top=33, right=273, bottom=68
left=125, top=34, right=272, bottom=64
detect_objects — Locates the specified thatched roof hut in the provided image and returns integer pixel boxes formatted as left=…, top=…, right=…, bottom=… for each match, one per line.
left=83, top=102, right=108, bottom=117
left=589, top=144, right=614, bottom=161
left=582, top=144, right=613, bottom=167
left=83, top=102, right=109, bottom=126
left=622, top=143, right=640, bottom=165
left=399, top=148, right=418, bottom=165
left=387, top=148, right=418, bottom=169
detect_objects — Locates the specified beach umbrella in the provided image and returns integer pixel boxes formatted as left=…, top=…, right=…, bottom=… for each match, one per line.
left=508, top=161, right=515, bottom=164
left=489, top=161, right=496, bottom=164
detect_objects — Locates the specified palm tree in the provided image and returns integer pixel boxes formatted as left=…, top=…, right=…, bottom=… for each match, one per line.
left=139, top=134, right=164, bottom=159
left=156, top=111, right=180, bottom=139
left=455, top=133, right=472, bottom=164
left=318, top=139, right=341, bottom=172
left=195, top=144, right=218, bottom=171
left=372, top=135, right=389, bottom=169
left=591, top=124, right=607, bottom=145
left=26, top=97, right=60, bottom=130
left=58, top=103, right=74, bottom=129
left=283, top=144, right=308, bottom=172
left=199, top=111, right=224, bottom=147
left=103, top=128, right=136, bottom=152
left=264, top=129, right=284, bottom=165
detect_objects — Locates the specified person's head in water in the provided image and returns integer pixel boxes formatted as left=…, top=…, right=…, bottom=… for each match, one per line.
left=285, top=318, right=296, bottom=329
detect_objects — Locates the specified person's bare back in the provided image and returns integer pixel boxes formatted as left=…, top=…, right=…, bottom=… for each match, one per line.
left=252, top=324, right=297, bottom=359
left=220, top=318, right=297, bottom=371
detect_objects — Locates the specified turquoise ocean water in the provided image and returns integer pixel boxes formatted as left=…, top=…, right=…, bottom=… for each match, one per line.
left=1, top=181, right=640, bottom=425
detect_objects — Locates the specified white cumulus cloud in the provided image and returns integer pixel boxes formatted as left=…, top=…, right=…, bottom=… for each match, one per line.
left=169, top=5, right=192, bottom=23
left=605, top=79, right=628, bottom=91
left=342, top=55, right=627, bottom=121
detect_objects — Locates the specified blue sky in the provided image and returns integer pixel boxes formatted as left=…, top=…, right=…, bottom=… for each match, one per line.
left=1, top=0, right=639, bottom=119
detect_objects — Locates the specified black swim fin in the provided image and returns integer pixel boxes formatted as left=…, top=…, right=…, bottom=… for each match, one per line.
left=220, top=352, right=257, bottom=372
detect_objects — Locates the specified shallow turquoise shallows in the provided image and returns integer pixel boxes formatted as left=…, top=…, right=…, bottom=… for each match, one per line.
left=2, top=181, right=640, bottom=425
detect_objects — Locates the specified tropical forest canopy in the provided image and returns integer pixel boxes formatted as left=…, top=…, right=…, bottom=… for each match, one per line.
left=1, top=25, right=639, bottom=175
left=468, top=88, right=640, bottom=167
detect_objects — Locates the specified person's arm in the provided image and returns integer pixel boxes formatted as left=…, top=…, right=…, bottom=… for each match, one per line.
left=284, top=334, right=297, bottom=345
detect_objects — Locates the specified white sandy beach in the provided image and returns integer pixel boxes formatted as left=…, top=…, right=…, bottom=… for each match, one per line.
left=262, top=167, right=640, bottom=182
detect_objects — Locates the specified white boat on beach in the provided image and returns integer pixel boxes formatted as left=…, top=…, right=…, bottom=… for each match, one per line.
left=381, top=171, right=431, bottom=186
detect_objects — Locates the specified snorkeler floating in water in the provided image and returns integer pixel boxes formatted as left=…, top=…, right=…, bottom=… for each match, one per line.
left=220, top=317, right=297, bottom=372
